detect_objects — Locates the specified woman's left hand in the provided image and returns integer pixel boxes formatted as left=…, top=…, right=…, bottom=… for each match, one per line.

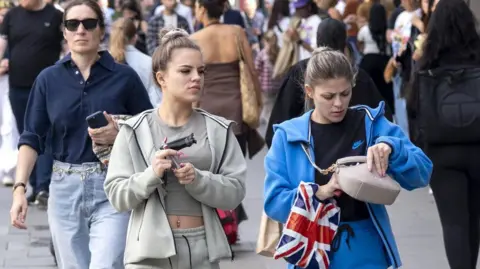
left=88, top=112, right=119, bottom=145
left=367, top=143, right=392, bottom=177
left=174, top=163, right=196, bottom=185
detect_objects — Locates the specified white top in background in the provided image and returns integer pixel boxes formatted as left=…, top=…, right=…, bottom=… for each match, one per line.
left=358, top=25, right=380, bottom=54
left=335, top=0, right=346, bottom=16
left=124, top=45, right=162, bottom=107
left=298, top=15, right=322, bottom=60
left=262, top=17, right=291, bottom=48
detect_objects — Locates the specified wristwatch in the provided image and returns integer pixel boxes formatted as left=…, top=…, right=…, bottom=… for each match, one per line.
left=12, top=182, right=26, bottom=193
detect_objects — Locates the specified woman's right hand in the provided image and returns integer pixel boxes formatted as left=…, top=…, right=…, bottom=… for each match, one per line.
left=152, top=149, right=179, bottom=177
left=315, top=173, right=341, bottom=201
left=344, top=14, right=356, bottom=24
left=10, top=190, right=28, bottom=229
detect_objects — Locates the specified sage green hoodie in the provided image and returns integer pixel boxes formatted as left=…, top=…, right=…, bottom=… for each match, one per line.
left=104, top=109, right=247, bottom=268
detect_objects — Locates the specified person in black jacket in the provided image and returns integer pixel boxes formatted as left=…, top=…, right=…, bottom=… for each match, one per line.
left=411, top=1, right=480, bottom=268
left=266, top=18, right=393, bottom=147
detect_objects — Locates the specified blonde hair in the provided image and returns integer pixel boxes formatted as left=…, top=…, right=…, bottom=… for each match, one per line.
left=304, top=47, right=357, bottom=111
left=356, top=1, right=373, bottom=20
left=0, top=0, right=13, bottom=8
left=263, top=30, right=279, bottom=64
left=109, top=18, right=137, bottom=63
left=151, top=27, right=200, bottom=88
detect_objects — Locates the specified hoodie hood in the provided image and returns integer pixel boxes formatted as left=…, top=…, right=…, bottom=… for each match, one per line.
left=273, top=101, right=386, bottom=144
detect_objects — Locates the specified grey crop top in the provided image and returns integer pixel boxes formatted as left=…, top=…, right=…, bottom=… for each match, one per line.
left=151, top=110, right=212, bottom=217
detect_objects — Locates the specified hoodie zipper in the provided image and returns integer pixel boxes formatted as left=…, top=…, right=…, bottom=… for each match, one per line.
left=215, top=123, right=235, bottom=260
left=132, top=130, right=178, bottom=253
left=363, top=107, right=398, bottom=268
left=133, top=116, right=234, bottom=260
left=132, top=131, right=148, bottom=241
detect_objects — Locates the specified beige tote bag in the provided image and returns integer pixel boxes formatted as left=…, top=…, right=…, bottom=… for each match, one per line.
left=256, top=212, right=282, bottom=257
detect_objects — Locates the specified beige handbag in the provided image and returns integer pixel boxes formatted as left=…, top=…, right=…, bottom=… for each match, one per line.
left=256, top=212, right=282, bottom=257
left=235, top=33, right=261, bottom=129
left=302, top=144, right=401, bottom=205
left=334, top=156, right=401, bottom=205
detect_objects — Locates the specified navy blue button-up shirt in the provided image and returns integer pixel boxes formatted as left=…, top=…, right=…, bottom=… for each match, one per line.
left=18, top=51, right=153, bottom=164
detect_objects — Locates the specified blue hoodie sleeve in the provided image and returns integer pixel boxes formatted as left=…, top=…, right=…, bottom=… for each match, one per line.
left=264, top=129, right=297, bottom=223
left=373, top=116, right=433, bottom=190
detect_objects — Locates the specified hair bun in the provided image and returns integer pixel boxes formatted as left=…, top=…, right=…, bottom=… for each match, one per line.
left=159, top=27, right=190, bottom=46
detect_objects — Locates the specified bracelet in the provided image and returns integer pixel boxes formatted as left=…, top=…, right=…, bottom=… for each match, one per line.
left=12, top=182, right=26, bottom=193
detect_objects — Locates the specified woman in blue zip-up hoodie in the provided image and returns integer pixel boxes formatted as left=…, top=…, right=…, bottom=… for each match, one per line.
left=264, top=47, right=432, bottom=269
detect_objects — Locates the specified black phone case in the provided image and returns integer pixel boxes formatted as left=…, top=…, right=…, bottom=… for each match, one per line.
left=86, top=111, right=109, bottom=129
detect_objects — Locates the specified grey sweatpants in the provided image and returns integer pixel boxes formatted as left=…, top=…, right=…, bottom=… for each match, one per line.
left=133, top=226, right=220, bottom=269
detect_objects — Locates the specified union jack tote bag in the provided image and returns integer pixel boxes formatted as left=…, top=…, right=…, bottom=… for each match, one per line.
left=273, top=181, right=340, bottom=269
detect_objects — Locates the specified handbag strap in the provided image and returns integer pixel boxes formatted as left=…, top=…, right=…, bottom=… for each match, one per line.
left=235, top=32, right=245, bottom=62
left=300, top=122, right=337, bottom=176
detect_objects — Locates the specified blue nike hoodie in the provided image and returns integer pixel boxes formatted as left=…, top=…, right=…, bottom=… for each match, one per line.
left=264, top=102, right=433, bottom=269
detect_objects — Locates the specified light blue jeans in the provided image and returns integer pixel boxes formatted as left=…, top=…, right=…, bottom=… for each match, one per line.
left=48, top=161, right=130, bottom=269
left=393, top=75, right=409, bottom=135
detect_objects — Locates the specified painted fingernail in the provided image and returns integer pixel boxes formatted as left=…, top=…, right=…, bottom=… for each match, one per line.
left=177, top=151, right=183, bottom=156
left=180, top=163, right=185, bottom=167
left=163, top=137, right=168, bottom=144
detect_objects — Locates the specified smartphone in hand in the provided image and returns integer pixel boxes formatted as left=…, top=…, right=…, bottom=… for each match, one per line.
left=86, top=111, right=109, bottom=129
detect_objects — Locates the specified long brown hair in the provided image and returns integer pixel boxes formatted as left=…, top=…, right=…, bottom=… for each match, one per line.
left=109, top=18, right=137, bottom=63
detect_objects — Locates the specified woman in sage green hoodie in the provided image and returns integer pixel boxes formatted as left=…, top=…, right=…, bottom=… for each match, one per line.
left=104, top=28, right=247, bottom=269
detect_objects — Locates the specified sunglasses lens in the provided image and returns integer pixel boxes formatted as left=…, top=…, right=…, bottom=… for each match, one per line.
left=82, top=19, right=99, bottom=30
left=64, top=20, right=80, bottom=31
left=64, top=19, right=98, bottom=31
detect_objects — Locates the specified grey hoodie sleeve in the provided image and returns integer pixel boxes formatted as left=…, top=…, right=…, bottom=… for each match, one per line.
left=185, top=128, right=247, bottom=210
left=104, top=127, right=163, bottom=212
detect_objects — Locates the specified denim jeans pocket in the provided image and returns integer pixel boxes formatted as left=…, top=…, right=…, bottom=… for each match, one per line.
left=50, top=171, right=65, bottom=183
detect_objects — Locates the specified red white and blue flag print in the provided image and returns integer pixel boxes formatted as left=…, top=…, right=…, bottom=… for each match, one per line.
left=273, top=182, right=341, bottom=269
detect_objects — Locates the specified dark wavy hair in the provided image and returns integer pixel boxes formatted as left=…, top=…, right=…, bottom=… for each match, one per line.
left=419, top=0, right=480, bottom=70
left=421, top=0, right=435, bottom=30
left=197, top=0, right=225, bottom=19
left=121, top=0, right=144, bottom=21
left=368, top=3, right=387, bottom=54
left=266, top=0, right=290, bottom=30
left=316, top=18, right=347, bottom=52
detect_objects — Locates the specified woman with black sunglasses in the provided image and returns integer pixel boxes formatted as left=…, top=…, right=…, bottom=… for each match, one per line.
left=9, top=0, right=153, bottom=268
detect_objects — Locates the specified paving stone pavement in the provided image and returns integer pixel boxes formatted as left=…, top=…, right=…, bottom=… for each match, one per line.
left=0, top=127, right=475, bottom=268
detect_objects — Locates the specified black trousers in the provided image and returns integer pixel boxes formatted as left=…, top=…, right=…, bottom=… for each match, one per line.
left=428, top=145, right=480, bottom=269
